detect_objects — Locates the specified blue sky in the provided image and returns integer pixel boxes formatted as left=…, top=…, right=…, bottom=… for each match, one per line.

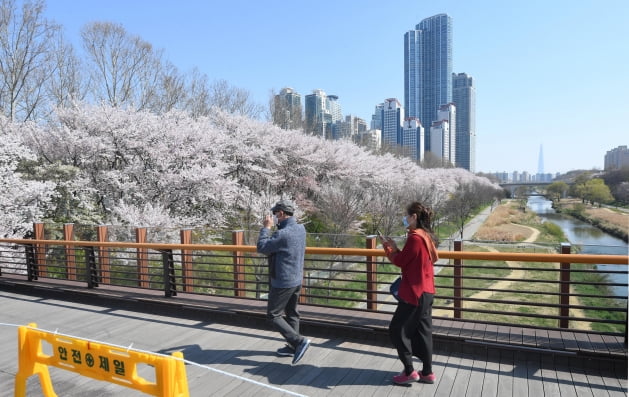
left=43, top=0, right=628, bottom=175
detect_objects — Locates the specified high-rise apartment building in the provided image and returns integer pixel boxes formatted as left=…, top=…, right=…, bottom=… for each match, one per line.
left=401, top=117, right=425, bottom=162
left=355, top=129, right=382, bottom=152
left=452, top=73, right=476, bottom=172
left=604, top=145, right=629, bottom=170
left=381, top=98, right=404, bottom=148
left=332, top=115, right=367, bottom=140
left=273, top=87, right=302, bottom=130
left=429, top=120, right=451, bottom=164
left=371, top=103, right=384, bottom=130
left=305, top=89, right=329, bottom=137
left=404, top=14, right=453, bottom=152
left=437, top=103, right=456, bottom=163
left=305, top=89, right=343, bottom=139
left=327, top=95, right=343, bottom=124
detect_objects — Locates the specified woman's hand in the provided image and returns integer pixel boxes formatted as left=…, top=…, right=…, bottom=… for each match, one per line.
left=384, top=237, right=399, bottom=252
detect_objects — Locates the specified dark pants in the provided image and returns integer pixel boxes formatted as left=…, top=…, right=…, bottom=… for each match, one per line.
left=267, top=285, right=303, bottom=348
left=389, top=292, right=434, bottom=375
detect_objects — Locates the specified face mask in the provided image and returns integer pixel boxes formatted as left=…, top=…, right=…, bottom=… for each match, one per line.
left=402, top=216, right=409, bottom=228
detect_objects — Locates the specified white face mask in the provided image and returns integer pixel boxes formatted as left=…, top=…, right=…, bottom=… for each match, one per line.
left=402, top=216, right=409, bottom=228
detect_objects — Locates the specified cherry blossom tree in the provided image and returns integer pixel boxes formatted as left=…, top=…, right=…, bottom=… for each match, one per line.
left=0, top=116, right=56, bottom=238
left=14, top=103, right=502, bottom=237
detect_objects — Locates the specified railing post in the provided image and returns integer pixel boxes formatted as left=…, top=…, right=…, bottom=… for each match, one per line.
left=136, top=227, right=149, bottom=288
left=63, top=223, right=76, bottom=280
left=453, top=240, right=463, bottom=319
left=180, top=229, right=193, bottom=293
left=97, top=225, right=110, bottom=284
left=559, top=243, right=571, bottom=329
left=366, top=235, right=378, bottom=311
left=25, top=245, right=37, bottom=281
left=85, top=247, right=98, bottom=288
left=33, top=223, right=46, bottom=277
left=232, top=230, right=245, bottom=297
left=162, top=249, right=176, bottom=297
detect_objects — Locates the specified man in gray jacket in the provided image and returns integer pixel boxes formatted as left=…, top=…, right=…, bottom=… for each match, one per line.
left=257, top=199, right=310, bottom=365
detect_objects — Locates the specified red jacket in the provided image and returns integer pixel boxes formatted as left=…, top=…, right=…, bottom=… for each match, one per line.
left=384, top=229, right=438, bottom=306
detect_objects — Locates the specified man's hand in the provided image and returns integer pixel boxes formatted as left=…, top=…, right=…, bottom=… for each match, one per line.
left=263, top=214, right=274, bottom=229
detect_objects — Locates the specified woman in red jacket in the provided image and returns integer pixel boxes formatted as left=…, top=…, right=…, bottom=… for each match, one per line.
left=382, top=201, right=439, bottom=385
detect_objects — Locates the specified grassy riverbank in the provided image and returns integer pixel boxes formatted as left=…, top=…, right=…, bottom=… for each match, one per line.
left=435, top=199, right=626, bottom=333
left=553, top=198, right=628, bottom=242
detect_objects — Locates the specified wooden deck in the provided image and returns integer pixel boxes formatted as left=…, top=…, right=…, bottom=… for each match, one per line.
left=0, top=277, right=627, bottom=396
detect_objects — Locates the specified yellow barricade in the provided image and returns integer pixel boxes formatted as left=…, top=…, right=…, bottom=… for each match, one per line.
left=14, top=323, right=189, bottom=397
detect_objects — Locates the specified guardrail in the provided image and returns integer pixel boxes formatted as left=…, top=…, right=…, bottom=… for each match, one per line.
left=0, top=226, right=627, bottom=337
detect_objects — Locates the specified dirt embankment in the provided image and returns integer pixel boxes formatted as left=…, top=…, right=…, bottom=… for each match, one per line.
left=554, top=199, right=628, bottom=242
left=473, top=201, right=541, bottom=242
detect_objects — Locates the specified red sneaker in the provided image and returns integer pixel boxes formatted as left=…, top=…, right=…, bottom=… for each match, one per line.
left=419, top=372, right=436, bottom=384
left=392, top=370, right=419, bottom=385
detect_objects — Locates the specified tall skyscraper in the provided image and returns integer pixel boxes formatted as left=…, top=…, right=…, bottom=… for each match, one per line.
left=404, top=14, right=453, bottom=152
left=452, top=72, right=476, bottom=171
left=273, top=87, right=302, bottom=130
left=537, top=144, right=544, bottom=175
left=381, top=98, right=404, bottom=148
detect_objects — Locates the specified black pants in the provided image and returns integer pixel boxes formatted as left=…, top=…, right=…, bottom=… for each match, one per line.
left=389, top=292, right=434, bottom=375
left=267, top=285, right=304, bottom=348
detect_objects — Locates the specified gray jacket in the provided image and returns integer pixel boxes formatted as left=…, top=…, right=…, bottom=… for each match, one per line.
left=256, top=217, right=306, bottom=288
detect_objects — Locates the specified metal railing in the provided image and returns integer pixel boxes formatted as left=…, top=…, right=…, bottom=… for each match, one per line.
left=0, top=225, right=627, bottom=337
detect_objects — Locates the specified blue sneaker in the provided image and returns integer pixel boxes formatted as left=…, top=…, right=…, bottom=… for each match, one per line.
left=292, top=339, right=310, bottom=364
left=276, top=344, right=294, bottom=357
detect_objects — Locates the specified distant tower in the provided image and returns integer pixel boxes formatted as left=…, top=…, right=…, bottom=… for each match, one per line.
left=537, top=144, right=544, bottom=181
left=538, top=144, right=544, bottom=174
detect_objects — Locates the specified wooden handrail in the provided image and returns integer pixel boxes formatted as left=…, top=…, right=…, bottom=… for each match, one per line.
left=0, top=238, right=626, bottom=265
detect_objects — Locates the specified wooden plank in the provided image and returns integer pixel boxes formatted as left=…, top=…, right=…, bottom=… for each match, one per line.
left=465, top=353, right=487, bottom=396
left=573, top=331, right=594, bottom=353
left=569, top=365, right=596, bottom=397
left=534, top=328, right=550, bottom=349
left=458, top=321, right=476, bottom=339
left=484, top=323, right=498, bottom=343
left=560, top=330, right=580, bottom=353
left=547, top=329, right=565, bottom=350
left=496, top=325, right=510, bottom=344
left=587, top=332, right=609, bottom=355
left=431, top=351, right=459, bottom=397
left=511, top=358, right=529, bottom=397
left=554, top=362, right=578, bottom=397
left=508, top=325, right=523, bottom=346
left=496, top=353, right=515, bottom=397
left=471, top=321, right=487, bottom=340
left=540, top=358, right=561, bottom=396
left=521, top=327, right=537, bottom=347
left=526, top=358, right=545, bottom=397
left=448, top=353, right=474, bottom=397
left=600, top=334, right=626, bottom=355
